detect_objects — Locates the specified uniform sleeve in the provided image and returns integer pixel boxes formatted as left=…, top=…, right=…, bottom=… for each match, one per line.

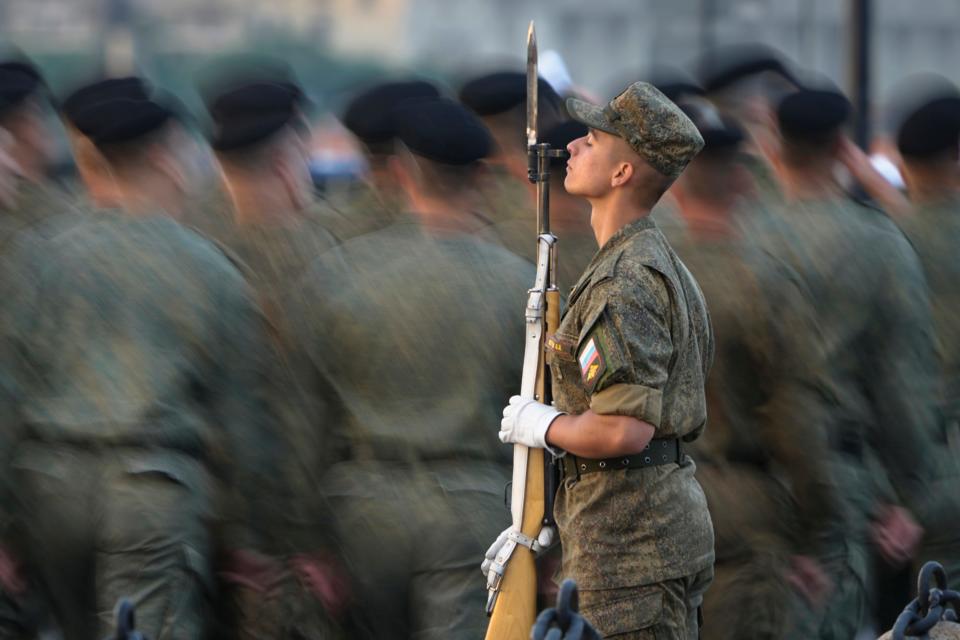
left=863, top=237, right=940, bottom=517
left=0, top=235, right=44, bottom=534
left=208, top=274, right=281, bottom=550
left=578, top=273, right=672, bottom=428
left=752, top=262, right=841, bottom=552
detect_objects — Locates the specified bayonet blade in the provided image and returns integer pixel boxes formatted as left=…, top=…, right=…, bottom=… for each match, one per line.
left=526, top=21, right=538, bottom=149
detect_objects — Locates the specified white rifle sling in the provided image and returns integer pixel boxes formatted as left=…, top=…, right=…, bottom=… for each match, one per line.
left=491, top=233, right=556, bottom=606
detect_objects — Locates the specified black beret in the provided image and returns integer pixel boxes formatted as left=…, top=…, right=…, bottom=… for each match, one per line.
left=699, top=45, right=797, bottom=93
left=207, top=81, right=307, bottom=151
left=541, top=120, right=587, bottom=166
left=777, top=89, right=851, bottom=138
left=392, top=97, right=491, bottom=165
left=679, top=101, right=744, bottom=151
left=459, top=72, right=560, bottom=116
left=0, top=61, right=43, bottom=115
left=62, top=77, right=151, bottom=132
left=70, top=97, right=173, bottom=147
left=897, top=95, right=960, bottom=158
left=342, top=80, right=440, bottom=144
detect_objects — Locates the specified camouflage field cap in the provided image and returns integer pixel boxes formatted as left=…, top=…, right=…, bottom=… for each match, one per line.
left=566, top=82, right=704, bottom=177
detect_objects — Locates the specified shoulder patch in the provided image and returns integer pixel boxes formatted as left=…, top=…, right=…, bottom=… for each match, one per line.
left=578, top=335, right=606, bottom=394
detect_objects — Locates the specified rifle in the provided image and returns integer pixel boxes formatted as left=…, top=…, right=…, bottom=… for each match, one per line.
left=484, top=21, right=566, bottom=640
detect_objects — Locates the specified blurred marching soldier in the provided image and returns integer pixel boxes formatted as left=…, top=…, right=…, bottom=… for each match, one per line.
left=289, top=97, right=533, bottom=639
left=765, top=86, right=937, bottom=639
left=60, top=77, right=203, bottom=220
left=0, top=58, right=79, bottom=247
left=0, top=83, right=277, bottom=639
left=668, top=100, right=836, bottom=639
left=892, top=80, right=960, bottom=586
left=495, top=82, right=714, bottom=639
left=199, top=77, right=344, bottom=639
left=459, top=71, right=566, bottom=256
left=697, top=45, right=798, bottom=206
left=333, top=79, right=441, bottom=242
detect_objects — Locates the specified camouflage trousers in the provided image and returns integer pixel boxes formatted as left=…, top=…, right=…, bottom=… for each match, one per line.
left=700, top=549, right=794, bottom=640
left=322, top=460, right=510, bottom=640
left=577, top=567, right=713, bottom=640
left=8, top=443, right=213, bottom=640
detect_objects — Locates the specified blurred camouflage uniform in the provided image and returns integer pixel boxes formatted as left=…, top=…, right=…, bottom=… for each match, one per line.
left=0, top=211, right=275, bottom=640
left=317, top=178, right=402, bottom=244
left=291, top=214, right=533, bottom=639
left=671, top=231, right=838, bottom=640
left=762, top=197, right=939, bottom=639
left=897, top=195, right=960, bottom=583
left=0, top=180, right=76, bottom=251
left=549, top=217, right=715, bottom=639
left=194, top=194, right=344, bottom=640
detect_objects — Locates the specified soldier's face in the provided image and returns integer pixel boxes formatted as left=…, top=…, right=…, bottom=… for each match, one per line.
left=564, top=129, right=621, bottom=198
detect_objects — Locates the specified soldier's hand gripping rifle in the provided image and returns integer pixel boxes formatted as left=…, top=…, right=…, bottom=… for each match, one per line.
left=483, top=21, right=567, bottom=640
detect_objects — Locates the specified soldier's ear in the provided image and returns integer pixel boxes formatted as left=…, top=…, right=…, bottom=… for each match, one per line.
left=611, top=161, right=633, bottom=188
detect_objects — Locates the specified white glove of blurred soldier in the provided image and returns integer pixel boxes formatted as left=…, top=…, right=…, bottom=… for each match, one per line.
left=499, top=395, right=564, bottom=452
left=481, top=525, right=557, bottom=578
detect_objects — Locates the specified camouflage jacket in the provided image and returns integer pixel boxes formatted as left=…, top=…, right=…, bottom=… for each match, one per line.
left=291, top=213, right=533, bottom=467
left=672, top=231, right=838, bottom=558
left=762, top=195, right=939, bottom=547
left=0, top=211, right=276, bottom=544
left=550, top=216, right=715, bottom=588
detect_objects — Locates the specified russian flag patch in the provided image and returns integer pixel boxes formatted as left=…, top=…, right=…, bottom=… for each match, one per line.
left=578, top=336, right=605, bottom=392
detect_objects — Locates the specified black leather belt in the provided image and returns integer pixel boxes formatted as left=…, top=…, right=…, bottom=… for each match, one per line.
left=562, top=438, right=682, bottom=478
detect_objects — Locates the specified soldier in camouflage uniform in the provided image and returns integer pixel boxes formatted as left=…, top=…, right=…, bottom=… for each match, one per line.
left=0, top=59, right=79, bottom=250
left=290, top=97, right=533, bottom=639
left=765, top=87, right=938, bottom=640
left=893, top=84, right=960, bottom=586
left=200, top=77, right=343, bottom=640
left=0, top=87, right=276, bottom=640
left=668, top=101, right=837, bottom=639
left=329, top=80, right=442, bottom=243
left=497, top=82, right=714, bottom=639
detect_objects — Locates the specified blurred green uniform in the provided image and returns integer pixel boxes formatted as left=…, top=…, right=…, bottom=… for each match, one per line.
left=762, top=197, right=938, bottom=640
left=897, top=195, right=960, bottom=583
left=316, top=179, right=402, bottom=244
left=550, top=217, right=715, bottom=639
left=194, top=197, right=343, bottom=640
left=671, top=230, right=838, bottom=640
left=0, top=212, right=274, bottom=640
left=291, top=214, right=533, bottom=640
left=0, top=180, right=76, bottom=250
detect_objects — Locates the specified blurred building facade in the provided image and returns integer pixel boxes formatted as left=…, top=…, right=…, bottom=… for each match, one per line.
left=1, top=0, right=958, bottom=115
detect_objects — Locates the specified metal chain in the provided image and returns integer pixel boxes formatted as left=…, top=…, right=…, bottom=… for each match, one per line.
left=892, top=561, right=960, bottom=638
left=532, top=579, right=602, bottom=640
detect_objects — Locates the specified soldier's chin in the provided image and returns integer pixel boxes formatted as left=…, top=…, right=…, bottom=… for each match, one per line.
left=563, top=174, right=582, bottom=195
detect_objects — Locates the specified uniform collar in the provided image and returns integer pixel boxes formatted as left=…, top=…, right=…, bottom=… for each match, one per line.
left=597, top=215, right=656, bottom=255
left=566, top=216, right=656, bottom=310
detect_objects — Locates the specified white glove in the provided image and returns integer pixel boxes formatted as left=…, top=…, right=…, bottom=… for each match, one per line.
left=481, top=525, right=558, bottom=577
left=499, top=395, right=564, bottom=450
left=481, top=526, right=512, bottom=577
